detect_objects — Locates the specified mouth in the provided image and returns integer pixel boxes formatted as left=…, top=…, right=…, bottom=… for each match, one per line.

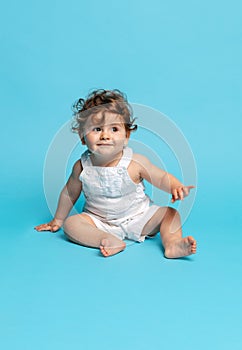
left=96, top=143, right=113, bottom=146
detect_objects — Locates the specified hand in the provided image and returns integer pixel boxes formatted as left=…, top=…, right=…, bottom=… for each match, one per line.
left=34, top=218, right=63, bottom=233
left=171, top=185, right=195, bottom=203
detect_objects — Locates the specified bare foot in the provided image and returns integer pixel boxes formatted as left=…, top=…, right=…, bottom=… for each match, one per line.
left=164, top=236, right=197, bottom=259
left=100, top=238, right=126, bottom=257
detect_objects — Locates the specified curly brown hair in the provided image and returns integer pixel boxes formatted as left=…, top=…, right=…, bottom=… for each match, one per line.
left=72, top=89, right=137, bottom=138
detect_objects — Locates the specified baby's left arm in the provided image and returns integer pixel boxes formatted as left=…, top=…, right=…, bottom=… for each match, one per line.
left=133, top=154, right=195, bottom=202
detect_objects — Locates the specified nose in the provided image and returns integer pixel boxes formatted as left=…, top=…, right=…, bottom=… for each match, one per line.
left=100, top=129, right=110, bottom=140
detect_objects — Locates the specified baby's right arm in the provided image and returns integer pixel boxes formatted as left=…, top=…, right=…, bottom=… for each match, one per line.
left=34, top=160, right=83, bottom=232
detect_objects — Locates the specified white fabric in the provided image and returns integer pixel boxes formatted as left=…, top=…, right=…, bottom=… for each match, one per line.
left=79, top=147, right=160, bottom=242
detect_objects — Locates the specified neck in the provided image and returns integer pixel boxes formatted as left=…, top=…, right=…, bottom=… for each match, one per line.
left=90, top=150, right=123, bottom=167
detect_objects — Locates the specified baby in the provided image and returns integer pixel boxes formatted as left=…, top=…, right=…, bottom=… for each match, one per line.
left=35, top=89, right=197, bottom=258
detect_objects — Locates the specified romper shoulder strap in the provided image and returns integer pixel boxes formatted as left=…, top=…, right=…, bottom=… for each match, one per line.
left=118, top=147, right=133, bottom=168
left=80, top=150, right=92, bottom=168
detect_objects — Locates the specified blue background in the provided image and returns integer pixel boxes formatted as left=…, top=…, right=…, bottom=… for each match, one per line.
left=1, top=0, right=242, bottom=349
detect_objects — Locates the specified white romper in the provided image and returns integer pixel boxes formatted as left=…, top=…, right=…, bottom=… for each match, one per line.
left=79, top=147, right=160, bottom=242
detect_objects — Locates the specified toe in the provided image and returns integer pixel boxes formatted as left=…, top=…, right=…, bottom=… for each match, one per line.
left=100, top=245, right=108, bottom=257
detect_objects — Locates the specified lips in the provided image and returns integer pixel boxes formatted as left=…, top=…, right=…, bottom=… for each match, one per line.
left=96, top=143, right=113, bottom=146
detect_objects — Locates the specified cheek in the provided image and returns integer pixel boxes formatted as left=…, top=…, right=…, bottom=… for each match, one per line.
left=82, top=134, right=99, bottom=150
left=81, top=134, right=91, bottom=146
left=82, top=132, right=94, bottom=144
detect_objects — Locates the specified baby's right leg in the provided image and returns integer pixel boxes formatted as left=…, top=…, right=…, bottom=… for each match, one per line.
left=63, top=214, right=126, bottom=257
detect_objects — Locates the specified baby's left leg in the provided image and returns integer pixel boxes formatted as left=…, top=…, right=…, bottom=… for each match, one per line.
left=141, top=207, right=197, bottom=258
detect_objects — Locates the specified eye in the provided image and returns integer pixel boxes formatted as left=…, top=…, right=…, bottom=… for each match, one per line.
left=93, top=127, right=102, bottom=132
left=111, top=126, right=119, bottom=132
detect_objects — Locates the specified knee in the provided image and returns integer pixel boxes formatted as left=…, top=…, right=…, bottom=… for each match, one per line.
left=165, top=206, right=180, bottom=218
left=63, top=216, right=74, bottom=233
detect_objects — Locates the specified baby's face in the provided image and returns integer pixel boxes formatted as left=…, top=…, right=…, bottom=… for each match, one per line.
left=81, top=112, right=129, bottom=159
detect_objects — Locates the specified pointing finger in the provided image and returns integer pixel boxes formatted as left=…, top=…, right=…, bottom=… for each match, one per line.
left=183, top=187, right=189, bottom=197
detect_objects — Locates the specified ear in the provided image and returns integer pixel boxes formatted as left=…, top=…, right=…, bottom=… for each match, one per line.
left=79, top=131, right=86, bottom=145
left=125, top=130, right=131, bottom=143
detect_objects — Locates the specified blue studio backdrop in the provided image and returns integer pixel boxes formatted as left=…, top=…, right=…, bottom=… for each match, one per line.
left=1, top=1, right=242, bottom=350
